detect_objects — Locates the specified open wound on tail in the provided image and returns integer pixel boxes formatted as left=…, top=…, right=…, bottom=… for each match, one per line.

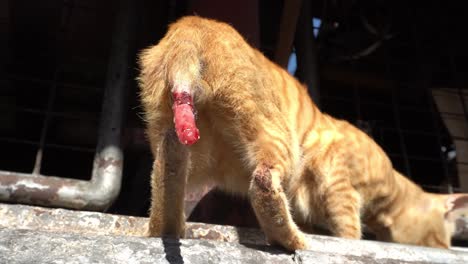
left=172, top=88, right=200, bottom=145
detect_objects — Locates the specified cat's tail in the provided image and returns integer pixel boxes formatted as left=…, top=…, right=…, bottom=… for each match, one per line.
left=165, top=38, right=202, bottom=146
left=139, top=21, right=204, bottom=146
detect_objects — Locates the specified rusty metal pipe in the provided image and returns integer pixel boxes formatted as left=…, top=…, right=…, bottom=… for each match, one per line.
left=0, top=0, right=133, bottom=211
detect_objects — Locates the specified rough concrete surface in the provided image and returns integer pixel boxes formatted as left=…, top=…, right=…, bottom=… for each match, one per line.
left=0, top=228, right=292, bottom=264
left=0, top=203, right=265, bottom=245
left=1, top=203, right=468, bottom=263
left=299, top=236, right=468, bottom=264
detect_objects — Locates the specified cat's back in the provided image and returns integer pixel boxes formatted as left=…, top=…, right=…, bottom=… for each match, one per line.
left=315, top=116, right=394, bottom=185
left=327, top=117, right=396, bottom=202
left=165, top=16, right=256, bottom=58
left=169, top=16, right=238, bottom=35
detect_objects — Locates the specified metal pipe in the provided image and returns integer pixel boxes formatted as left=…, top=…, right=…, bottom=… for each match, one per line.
left=294, top=0, right=321, bottom=106
left=0, top=0, right=133, bottom=211
left=274, top=0, right=302, bottom=68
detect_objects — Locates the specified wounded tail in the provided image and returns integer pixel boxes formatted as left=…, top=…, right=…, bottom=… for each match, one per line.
left=167, top=38, right=202, bottom=146
left=139, top=21, right=204, bottom=146
left=160, top=24, right=202, bottom=145
left=172, top=87, right=200, bottom=146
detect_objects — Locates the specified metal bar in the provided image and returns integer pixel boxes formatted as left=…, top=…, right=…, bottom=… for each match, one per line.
left=427, top=89, right=453, bottom=193
left=0, top=137, right=40, bottom=146
left=390, top=152, right=468, bottom=164
left=390, top=90, right=412, bottom=177
left=420, top=6, right=455, bottom=193
left=294, top=0, right=321, bottom=106
left=431, top=112, right=468, bottom=118
left=395, top=130, right=468, bottom=142
left=431, top=88, right=468, bottom=96
left=32, top=70, right=58, bottom=175
left=456, top=87, right=468, bottom=124
left=0, top=107, right=100, bottom=121
left=274, top=0, right=302, bottom=68
left=5, top=73, right=102, bottom=92
left=417, top=3, right=463, bottom=193
left=444, top=0, right=468, bottom=126
left=322, top=94, right=468, bottom=116
left=45, top=143, right=95, bottom=153
left=379, top=40, right=413, bottom=177
left=0, top=0, right=133, bottom=211
left=30, top=0, right=71, bottom=176
left=0, top=137, right=96, bottom=153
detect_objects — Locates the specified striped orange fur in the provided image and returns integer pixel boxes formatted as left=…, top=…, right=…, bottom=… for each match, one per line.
left=138, top=16, right=468, bottom=251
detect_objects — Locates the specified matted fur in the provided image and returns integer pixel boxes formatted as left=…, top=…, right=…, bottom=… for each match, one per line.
left=138, top=16, right=468, bottom=251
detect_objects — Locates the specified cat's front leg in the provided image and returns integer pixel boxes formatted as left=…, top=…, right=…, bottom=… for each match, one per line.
left=322, top=168, right=362, bottom=239
left=148, top=130, right=189, bottom=238
left=249, top=163, right=308, bottom=251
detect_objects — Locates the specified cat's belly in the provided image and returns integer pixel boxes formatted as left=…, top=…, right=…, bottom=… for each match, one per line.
left=189, top=155, right=251, bottom=195
left=187, top=129, right=252, bottom=195
left=292, top=193, right=334, bottom=235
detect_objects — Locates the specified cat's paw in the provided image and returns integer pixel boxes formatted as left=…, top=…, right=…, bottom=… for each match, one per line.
left=268, top=232, right=309, bottom=251
left=288, top=233, right=309, bottom=251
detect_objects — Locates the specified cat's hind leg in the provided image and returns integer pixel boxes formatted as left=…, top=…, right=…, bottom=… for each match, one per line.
left=249, top=163, right=308, bottom=251
left=147, top=127, right=189, bottom=238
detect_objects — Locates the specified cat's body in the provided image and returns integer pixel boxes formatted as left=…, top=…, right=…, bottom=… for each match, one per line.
left=139, top=16, right=468, bottom=251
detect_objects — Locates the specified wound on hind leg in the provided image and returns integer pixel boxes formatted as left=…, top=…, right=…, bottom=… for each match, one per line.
left=253, top=165, right=274, bottom=192
left=249, top=164, right=307, bottom=250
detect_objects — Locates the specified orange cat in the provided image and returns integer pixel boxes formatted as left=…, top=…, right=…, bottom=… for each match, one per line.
left=138, top=16, right=468, bottom=251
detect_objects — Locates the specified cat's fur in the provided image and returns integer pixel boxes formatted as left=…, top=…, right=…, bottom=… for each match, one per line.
left=138, top=16, right=468, bottom=251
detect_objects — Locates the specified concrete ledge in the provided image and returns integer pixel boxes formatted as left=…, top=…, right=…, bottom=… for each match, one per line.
left=0, top=228, right=292, bottom=264
left=297, top=236, right=468, bottom=264
left=1, top=203, right=468, bottom=263
left=1, top=228, right=468, bottom=264
left=0, top=203, right=265, bottom=245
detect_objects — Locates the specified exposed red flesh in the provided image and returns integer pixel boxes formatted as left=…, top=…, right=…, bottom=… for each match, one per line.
left=172, top=91, right=200, bottom=145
